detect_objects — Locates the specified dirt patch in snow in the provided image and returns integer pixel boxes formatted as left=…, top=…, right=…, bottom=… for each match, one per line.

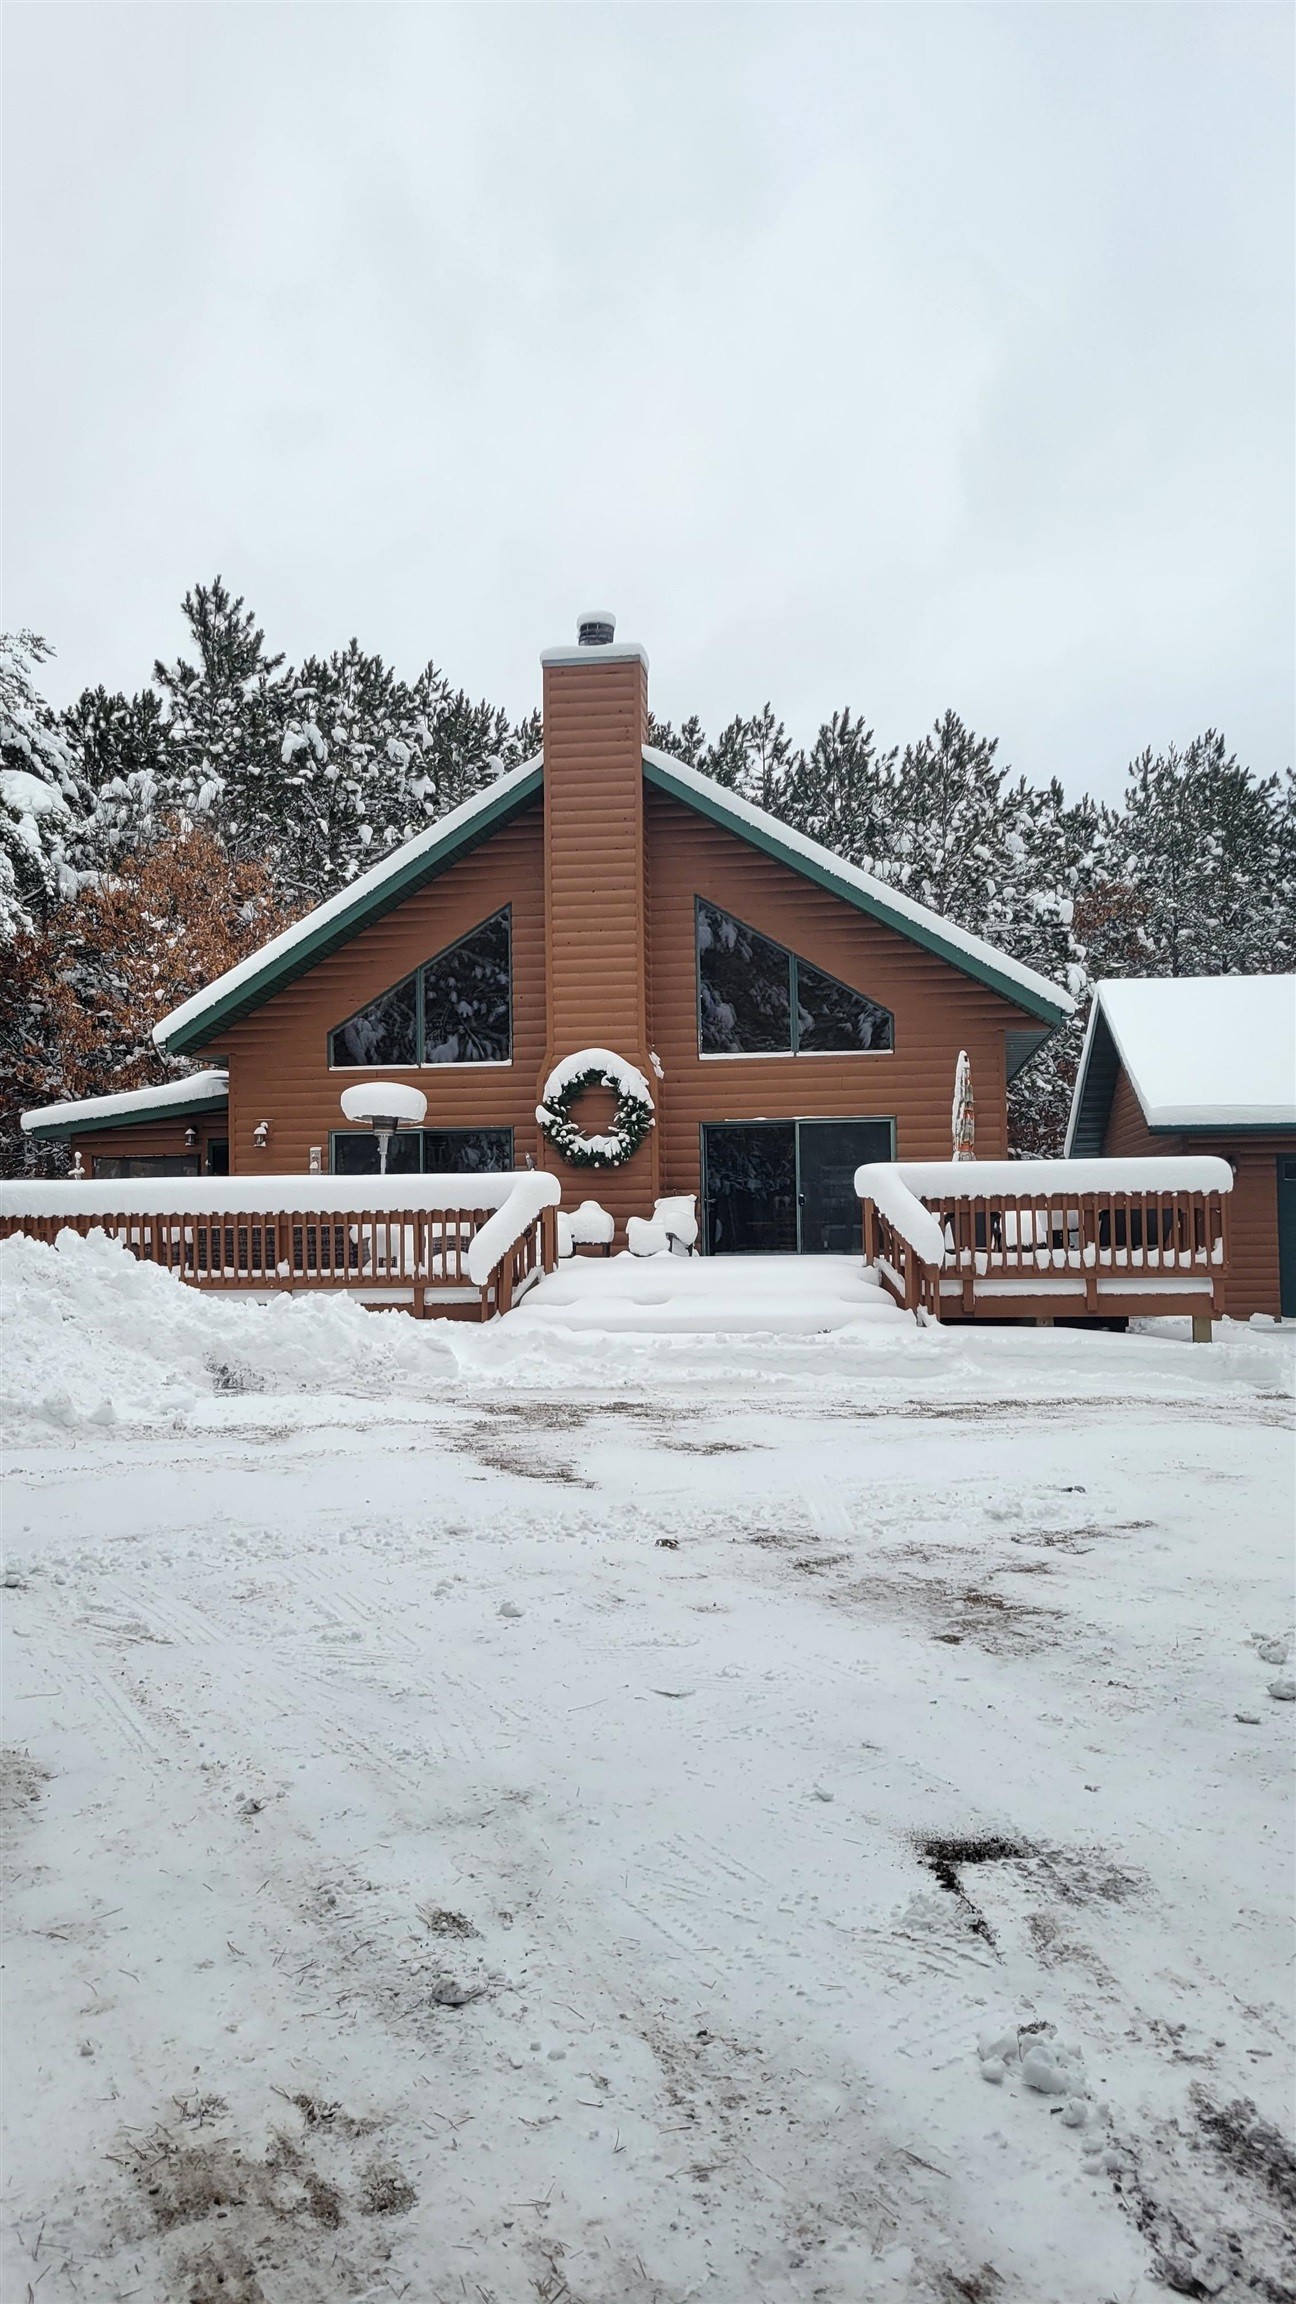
left=1116, top=2088, right=1296, bottom=2303
left=0, top=1745, right=48, bottom=1820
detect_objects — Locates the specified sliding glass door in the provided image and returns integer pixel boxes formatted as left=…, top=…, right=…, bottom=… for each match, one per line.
left=701, top=1118, right=893, bottom=1255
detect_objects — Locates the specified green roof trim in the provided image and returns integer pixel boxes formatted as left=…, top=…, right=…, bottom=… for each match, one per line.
left=25, top=1085, right=230, bottom=1141
left=642, top=751, right=1073, bottom=1027
left=157, top=763, right=544, bottom=1056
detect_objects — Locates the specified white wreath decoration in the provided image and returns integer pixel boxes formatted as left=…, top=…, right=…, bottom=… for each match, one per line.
left=536, top=1047, right=656, bottom=1169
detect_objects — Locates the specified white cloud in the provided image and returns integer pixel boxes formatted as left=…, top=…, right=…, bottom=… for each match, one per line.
left=3, top=1, right=1291, bottom=801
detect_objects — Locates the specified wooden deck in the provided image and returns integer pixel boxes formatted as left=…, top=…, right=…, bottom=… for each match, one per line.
left=862, top=1177, right=1230, bottom=1336
left=0, top=1201, right=559, bottom=1321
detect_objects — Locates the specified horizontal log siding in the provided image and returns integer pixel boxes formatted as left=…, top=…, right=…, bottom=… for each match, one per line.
left=1102, top=1056, right=1295, bottom=1316
left=643, top=785, right=1039, bottom=1205
left=539, top=656, right=657, bottom=1229
left=1205, top=1136, right=1296, bottom=1319
left=201, top=802, right=547, bottom=1175
left=54, top=1116, right=229, bottom=1173
left=1104, top=1068, right=1162, bottom=1155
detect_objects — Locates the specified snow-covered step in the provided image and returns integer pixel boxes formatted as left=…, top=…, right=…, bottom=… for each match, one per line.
left=509, top=1252, right=909, bottom=1335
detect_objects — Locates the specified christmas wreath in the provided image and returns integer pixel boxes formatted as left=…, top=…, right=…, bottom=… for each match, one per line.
left=536, top=1048, right=656, bottom=1169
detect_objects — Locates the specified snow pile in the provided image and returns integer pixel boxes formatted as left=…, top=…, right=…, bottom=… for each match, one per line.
left=338, top=1080, right=428, bottom=1125
left=653, top=1194, right=699, bottom=1250
left=626, top=1216, right=670, bottom=1257
left=0, top=1229, right=456, bottom=1424
left=560, top=1199, right=615, bottom=1253
left=464, top=1172, right=562, bottom=1287
left=854, top=1164, right=946, bottom=1267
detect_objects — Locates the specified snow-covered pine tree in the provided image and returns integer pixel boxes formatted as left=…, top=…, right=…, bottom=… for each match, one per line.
left=152, top=577, right=291, bottom=867
left=646, top=712, right=708, bottom=768
left=703, top=704, right=799, bottom=815
left=1108, top=734, right=1295, bottom=978
left=783, top=707, right=895, bottom=866
left=0, top=632, right=90, bottom=938
left=61, top=684, right=177, bottom=863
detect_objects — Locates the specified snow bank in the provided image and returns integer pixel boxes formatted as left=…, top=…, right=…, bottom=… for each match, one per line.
left=0, top=1171, right=542, bottom=1219
left=464, top=1172, right=562, bottom=1288
left=853, top=1165, right=946, bottom=1267
left=0, top=1229, right=457, bottom=1425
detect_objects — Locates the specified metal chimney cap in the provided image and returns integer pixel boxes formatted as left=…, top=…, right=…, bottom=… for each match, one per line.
left=577, top=610, right=616, bottom=647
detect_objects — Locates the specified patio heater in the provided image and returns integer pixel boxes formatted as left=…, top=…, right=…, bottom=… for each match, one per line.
left=339, top=1081, right=428, bottom=1173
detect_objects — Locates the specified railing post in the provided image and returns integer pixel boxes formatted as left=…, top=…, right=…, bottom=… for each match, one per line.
left=541, top=1203, right=557, bottom=1274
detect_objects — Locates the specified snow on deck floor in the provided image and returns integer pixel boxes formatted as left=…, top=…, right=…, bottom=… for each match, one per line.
left=515, top=1250, right=906, bottom=1333
left=1, top=1230, right=1294, bottom=2304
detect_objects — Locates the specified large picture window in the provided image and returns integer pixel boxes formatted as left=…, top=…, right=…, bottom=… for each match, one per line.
left=328, top=909, right=512, bottom=1068
left=331, top=1127, right=515, bottom=1176
left=695, top=899, right=893, bottom=1057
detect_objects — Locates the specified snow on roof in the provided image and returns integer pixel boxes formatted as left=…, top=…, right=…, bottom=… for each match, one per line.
left=22, top=1070, right=229, bottom=1137
left=151, top=733, right=1073, bottom=1057
left=642, top=749, right=1074, bottom=1024
left=1090, top=976, right=1296, bottom=1131
left=154, top=754, right=542, bottom=1053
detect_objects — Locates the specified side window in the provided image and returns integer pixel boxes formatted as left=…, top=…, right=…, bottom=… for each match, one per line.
left=329, top=1127, right=515, bottom=1175
left=695, top=898, right=893, bottom=1057
left=328, top=908, right=511, bottom=1068
left=422, top=910, right=511, bottom=1065
left=795, top=957, right=893, bottom=1052
left=328, top=974, right=418, bottom=1068
left=696, top=899, right=792, bottom=1054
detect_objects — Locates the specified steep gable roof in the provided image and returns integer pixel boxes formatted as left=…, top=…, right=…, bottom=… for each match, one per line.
left=643, top=749, right=1073, bottom=1024
left=1066, top=974, right=1296, bottom=1151
left=155, top=746, right=1073, bottom=1055
left=155, top=757, right=543, bottom=1055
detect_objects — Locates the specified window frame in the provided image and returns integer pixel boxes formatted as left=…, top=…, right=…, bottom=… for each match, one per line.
left=327, top=906, right=514, bottom=1071
left=694, top=897, right=894, bottom=1061
left=328, top=1126, right=516, bottom=1176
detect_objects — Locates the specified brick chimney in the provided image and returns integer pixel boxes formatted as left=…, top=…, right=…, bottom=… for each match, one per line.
left=538, top=613, right=658, bottom=1222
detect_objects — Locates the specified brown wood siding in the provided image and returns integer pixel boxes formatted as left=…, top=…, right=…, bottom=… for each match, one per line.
left=539, top=656, right=657, bottom=1226
left=1104, top=1068, right=1162, bottom=1156
left=195, top=801, right=547, bottom=1176
left=1188, top=1132, right=1296, bottom=1321
left=643, top=785, right=1040, bottom=1205
left=65, top=1116, right=228, bottom=1173
left=1101, top=1056, right=1294, bottom=1316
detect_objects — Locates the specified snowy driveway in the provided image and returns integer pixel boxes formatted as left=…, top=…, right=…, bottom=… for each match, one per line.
left=2, top=1235, right=1294, bottom=2304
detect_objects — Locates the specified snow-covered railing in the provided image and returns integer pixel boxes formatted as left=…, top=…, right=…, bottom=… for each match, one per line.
left=855, top=1158, right=1233, bottom=1334
left=0, top=1172, right=562, bottom=1321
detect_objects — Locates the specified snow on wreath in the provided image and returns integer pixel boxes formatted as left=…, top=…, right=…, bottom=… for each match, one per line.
left=536, top=1049, right=655, bottom=1168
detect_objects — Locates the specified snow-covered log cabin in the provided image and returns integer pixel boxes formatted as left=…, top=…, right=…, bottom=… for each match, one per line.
left=22, top=614, right=1075, bottom=1256
left=1066, top=975, right=1296, bottom=1318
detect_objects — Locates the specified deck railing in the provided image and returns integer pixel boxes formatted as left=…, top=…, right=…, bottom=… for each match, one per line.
left=0, top=1174, right=561, bottom=1320
left=856, top=1158, right=1233, bottom=1334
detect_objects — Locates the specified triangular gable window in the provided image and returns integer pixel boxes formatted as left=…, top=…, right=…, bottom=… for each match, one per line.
left=329, top=907, right=512, bottom=1068
left=696, top=898, right=892, bottom=1056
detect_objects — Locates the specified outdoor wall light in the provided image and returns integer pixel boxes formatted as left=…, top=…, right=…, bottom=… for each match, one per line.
left=184, top=1126, right=198, bottom=1149
left=253, top=1119, right=271, bottom=1151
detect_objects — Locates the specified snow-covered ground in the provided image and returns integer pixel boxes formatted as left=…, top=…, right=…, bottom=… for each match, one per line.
left=3, top=1231, right=1294, bottom=2304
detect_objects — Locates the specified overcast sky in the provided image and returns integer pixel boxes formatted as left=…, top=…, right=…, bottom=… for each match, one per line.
left=4, top=2, right=1292, bottom=802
